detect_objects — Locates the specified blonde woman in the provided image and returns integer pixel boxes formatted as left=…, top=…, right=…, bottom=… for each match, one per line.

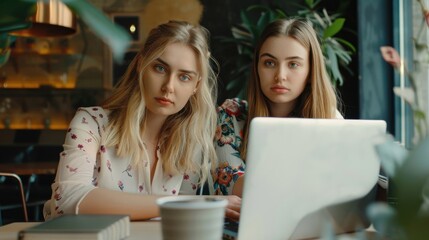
left=44, top=21, right=240, bottom=220
left=213, top=18, right=343, bottom=197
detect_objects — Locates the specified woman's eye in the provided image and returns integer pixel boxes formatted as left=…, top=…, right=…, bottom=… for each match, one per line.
left=264, top=60, right=276, bottom=67
left=154, top=64, right=166, bottom=73
left=289, top=62, right=300, bottom=69
left=179, top=74, right=191, bottom=81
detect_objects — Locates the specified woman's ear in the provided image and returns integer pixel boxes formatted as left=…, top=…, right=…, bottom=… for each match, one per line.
left=194, top=78, right=201, bottom=93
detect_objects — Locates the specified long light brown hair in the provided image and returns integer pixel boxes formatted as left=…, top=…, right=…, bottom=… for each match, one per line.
left=102, top=21, right=218, bottom=184
left=241, top=18, right=340, bottom=160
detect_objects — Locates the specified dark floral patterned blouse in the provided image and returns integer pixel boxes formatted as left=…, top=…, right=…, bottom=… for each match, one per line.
left=213, top=98, right=247, bottom=195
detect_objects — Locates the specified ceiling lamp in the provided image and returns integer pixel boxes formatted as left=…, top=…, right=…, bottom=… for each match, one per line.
left=12, top=0, right=77, bottom=38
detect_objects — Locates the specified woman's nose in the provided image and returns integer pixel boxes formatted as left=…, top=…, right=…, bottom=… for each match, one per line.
left=161, top=75, right=174, bottom=93
left=275, top=66, right=287, bottom=82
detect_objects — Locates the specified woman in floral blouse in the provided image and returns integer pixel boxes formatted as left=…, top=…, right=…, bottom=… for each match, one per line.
left=213, top=18, right=343, bottom=196
left=44, top=21, right=241, bottom=220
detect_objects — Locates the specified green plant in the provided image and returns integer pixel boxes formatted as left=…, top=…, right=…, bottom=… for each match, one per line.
left=0, top=0, right=131, bottom=67
left=365, top=0, right=429, bottom=239
left=218, top=0, right=356, bottom=99
left=368, top=136, right=429, bottom=240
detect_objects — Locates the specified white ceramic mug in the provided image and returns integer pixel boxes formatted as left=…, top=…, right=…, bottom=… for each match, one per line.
left=156, top=195, right=228, bottom=240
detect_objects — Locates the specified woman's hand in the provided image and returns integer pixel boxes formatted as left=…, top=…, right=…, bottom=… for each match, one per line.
left=224, top=195, right=241, bottom=221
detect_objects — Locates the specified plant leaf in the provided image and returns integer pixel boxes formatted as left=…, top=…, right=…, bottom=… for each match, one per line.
left=335, top=38, right=356, bottom=52
left=0, top=33, right=15, bottom=49
left=366, top=202, right=406, bottom=239
left=393, top=87, right=415, bottom=106
left=305, top=0, right=314, bottom=8
left=325, top=45, right=343, bottom=85
left=239, top=10, right=256, bottom=37
left=323, top=18, right=345, bottom=39
left=274, top=9, right=287, bottom=18
left=414, top=109, right=426, bottom=120
left=247, top=4, right=270, bottom=12
left=312, top=12, right=326, bottom=28
left=375, top=135, right=408, bottom=178
left=231, top=26, right=252, bottom=41
left=62, top=0, right=131, bottom=63
left=334, top=49, right=352, bottom=63
left=0, top=0, right=35, bottom=33
left=0, top=47, right=10, bottom=67
left=322, top=8, right=332, bottom=25
left=395, top=137, right=429, bottom=225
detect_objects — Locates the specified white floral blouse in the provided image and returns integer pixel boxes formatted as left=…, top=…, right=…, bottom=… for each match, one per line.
left=43, top=107, right=201, bottom=220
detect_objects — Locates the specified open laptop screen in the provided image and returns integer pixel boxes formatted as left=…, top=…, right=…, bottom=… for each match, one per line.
left=226, top=118, right=386, bottom=240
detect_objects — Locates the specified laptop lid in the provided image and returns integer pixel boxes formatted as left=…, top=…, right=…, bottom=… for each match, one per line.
left=237, top=118, right=386, bottom=240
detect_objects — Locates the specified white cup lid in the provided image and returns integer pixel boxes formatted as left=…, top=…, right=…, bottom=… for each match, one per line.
left=156, top=196, right=228, bottom=209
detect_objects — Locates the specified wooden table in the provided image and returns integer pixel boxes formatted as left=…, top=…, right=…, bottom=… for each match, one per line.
left=0, top=221, right=376, bottom=240
left=0, top=162, right=58, bottom=175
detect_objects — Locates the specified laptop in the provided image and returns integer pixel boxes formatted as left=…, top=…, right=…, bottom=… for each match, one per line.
left=224, top=117, right=387, bottom=240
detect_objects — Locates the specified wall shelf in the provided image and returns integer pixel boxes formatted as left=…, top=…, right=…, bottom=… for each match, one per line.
left=0, top=87, right=109, bottom=97
left=0, top=88, right=109, bottom=130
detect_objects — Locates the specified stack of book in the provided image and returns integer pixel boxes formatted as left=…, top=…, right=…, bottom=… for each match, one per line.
left=18, top=214, right=130, bottom=240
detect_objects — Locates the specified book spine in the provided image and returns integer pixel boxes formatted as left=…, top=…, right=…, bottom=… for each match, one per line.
left=17, top=230, right=25, bottom=240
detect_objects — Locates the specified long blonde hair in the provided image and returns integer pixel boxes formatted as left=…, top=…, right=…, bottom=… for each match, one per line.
left=102, top=20, right=218, bottom=184
left=242, top=18, right=340, bottom=160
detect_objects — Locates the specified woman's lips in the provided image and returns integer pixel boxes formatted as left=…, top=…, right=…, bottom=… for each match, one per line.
left=155, top=97, right=173, bottom=105
left=271, top=86, right=289, bottom=93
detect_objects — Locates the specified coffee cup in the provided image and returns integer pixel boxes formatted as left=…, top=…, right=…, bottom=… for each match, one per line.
left=156, top=195, right=228, bottom=240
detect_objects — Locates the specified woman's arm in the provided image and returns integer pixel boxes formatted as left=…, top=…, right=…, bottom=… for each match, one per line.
left=80, top=189, right=242, bottom=221
left=78, top=188, right=160, bottom=220
left=45, top=108, right=109, bottom=219
left=232, top=175, right=244, bottom=198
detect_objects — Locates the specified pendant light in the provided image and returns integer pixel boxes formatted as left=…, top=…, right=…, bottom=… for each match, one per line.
left=12, top=0, right=77, bottom=38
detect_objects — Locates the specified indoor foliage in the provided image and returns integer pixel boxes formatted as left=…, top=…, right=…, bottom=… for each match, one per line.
left=362, top=0, right=429, bottom=239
